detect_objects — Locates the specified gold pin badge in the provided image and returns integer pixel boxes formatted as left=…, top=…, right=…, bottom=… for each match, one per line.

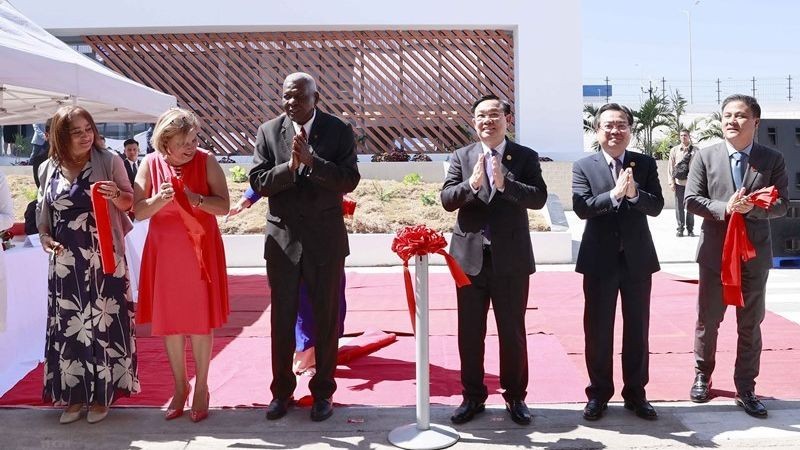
left=506, top=155, right=512, bottom=161
left=629, top=161, right=636, bottom=167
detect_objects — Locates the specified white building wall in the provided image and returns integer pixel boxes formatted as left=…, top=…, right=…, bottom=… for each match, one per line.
left=14, top=0, right=584, bottom=160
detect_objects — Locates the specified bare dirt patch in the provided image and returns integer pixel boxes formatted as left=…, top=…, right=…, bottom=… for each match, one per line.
left=6, top=175, right=549, bottom=234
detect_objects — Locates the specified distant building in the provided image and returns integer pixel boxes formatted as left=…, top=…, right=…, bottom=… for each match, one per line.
left=16, top=0, right=583, bottom=160
left=757, top=118, right=800, bottom=200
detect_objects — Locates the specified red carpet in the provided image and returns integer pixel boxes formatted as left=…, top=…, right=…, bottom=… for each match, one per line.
left=2, top=271, right=800, bottom=407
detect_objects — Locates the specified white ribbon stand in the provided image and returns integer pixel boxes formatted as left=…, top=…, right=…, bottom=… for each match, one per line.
left=388, top=254, right=459, bottom=449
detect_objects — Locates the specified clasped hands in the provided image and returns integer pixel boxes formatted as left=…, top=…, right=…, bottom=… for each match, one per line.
left=611, top=168, right=638, bottom=200
left=155, top=182, right=202, bottom=206
left=469, top=153, right=505, bottom=191
left=289, top=132, right=314, bottom=172
left=726, top=188, right=754, bottom=215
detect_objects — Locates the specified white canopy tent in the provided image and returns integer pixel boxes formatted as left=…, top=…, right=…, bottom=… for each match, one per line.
left=0, top=0, right=175, bottom=125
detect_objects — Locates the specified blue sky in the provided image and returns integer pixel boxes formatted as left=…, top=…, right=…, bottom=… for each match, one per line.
left=582, top=0, right=800, bottom=82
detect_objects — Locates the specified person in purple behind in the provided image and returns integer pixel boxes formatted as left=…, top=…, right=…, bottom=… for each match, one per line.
left=226, top=188, right=346, bottom=374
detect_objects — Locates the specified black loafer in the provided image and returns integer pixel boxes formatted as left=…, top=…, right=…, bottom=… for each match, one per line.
left=624, top=400, right=658, bottom=420
left=582, top=398, right=607, bottom=421
left=690, top=373, right=712, bottom=403
left=310, top=398, right=334, bottom=422
left=505, top=400, right=532, bottom=425
left=265, top=397, right=292, bottom=420
left=735, top=391, right=768, bottom=418
left=450, top=399, right=485, bottom=424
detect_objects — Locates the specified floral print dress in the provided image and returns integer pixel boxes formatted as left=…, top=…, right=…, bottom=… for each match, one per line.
left=42, top=161, right=139, bottom=406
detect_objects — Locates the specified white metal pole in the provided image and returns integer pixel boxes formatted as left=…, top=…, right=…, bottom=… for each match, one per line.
left=415, top=254, right=430, bottom=429
left=388, top=253, right=458, bottom=449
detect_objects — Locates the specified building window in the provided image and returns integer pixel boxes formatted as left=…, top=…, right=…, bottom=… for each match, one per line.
left=767, top=127, right=777, bottom=146
left=795, top=128, right=800, bottom=146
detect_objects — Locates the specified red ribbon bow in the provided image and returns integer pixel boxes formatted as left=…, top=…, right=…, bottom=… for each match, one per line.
left=721, top=186, right=779, bottom=307
left=390, top=225, right=471, bottom=332
left=90, top=183, right=116, bottom=275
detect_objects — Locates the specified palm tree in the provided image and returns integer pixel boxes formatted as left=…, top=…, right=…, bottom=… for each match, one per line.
left=583, top=104, right=600, bottom=151
left=632, top=95, right=671, bottom=156
left=696, top=111, right=723, bottom=142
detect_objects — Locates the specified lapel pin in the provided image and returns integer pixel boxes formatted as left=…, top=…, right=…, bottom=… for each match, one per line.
left=629, top=161, right=636, bottom=167
left=506, top=155, right=512, bottom=161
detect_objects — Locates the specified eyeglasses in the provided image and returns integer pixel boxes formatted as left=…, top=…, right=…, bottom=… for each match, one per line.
left=474, top=112, right=505, bottom=123
left=599, top=122, right=630, bottom=132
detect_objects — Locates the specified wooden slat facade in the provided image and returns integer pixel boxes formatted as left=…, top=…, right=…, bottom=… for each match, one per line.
left=85, top=30, right=515, bottom=156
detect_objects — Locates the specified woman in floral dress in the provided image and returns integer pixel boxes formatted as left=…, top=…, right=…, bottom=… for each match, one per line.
left=36, top=106, right=139, bottom=424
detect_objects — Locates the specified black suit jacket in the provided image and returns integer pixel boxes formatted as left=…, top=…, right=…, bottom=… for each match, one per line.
left=441, top=140, right=548, bottom=276
left=119, top=154, right=138, bottom=187
left=249, top=110, right=360, bottom=265
left=572, top=150, right=663, bottom=277
left=685, top=141, right=789, bottom=272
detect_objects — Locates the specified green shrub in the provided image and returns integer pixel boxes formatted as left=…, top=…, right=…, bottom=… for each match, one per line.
left=420, top=191, right=437, bottom=206
left=403, top=172, right=423, bottom=185
left=230, top=165, right=248, bottom=182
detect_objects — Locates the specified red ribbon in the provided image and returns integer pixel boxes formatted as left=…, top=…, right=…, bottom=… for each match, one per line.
left=90, top=183, right=116, bottom=275
left=390, top=225, right=471, bottom=332
left=170, top=176, right=211, bottom=282
left=342, top=195, right=357, bottom=219
left=721, top=186, right=779, bottom=307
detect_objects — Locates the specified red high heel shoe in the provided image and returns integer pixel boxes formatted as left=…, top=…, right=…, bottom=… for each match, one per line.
left=164, top=383, right=192, bottom=420
left=189, top=392, right=210, bottom=423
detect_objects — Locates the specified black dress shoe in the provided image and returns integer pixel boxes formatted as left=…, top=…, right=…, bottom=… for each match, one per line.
left=687, top=231, right=696, bottom=237
left=266, top=397, right=292, bottom=420
left=582, top=398, right=607, bottom=421
left=505, top=400, right=532, bottom=425
left=676, top=231, right=684, bottom=237
left=690, top=373, right=712, bottom=403
left=735, top=391, right=768, bottom=418
left=310, top=398, right=334, bottom=422
left=450, top=399, right=485, bottom=424
left=624, top=400, right=658, bottom=420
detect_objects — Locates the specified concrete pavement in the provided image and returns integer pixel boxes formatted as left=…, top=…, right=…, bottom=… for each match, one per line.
left=2, top=209, right=799, bottom=449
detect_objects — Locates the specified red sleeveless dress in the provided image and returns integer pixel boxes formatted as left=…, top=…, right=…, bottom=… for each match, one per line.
left=137, top=150, right=229, bottom=335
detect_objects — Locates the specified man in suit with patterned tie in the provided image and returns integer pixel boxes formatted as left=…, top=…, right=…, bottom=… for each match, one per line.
left=685, top=94, right=788, bottom=417
left=572, top=103, right=664, bottom=421
left=441, top=94, right=548, bottom=426
left=121, top=138, right=140, bottom=186
left=250, top=72, right=360, bottom=423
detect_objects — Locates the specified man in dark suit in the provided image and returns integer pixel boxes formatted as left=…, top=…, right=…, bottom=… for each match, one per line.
left=573, top=103, right=664, bottom=421
left=685, top=94, right=788, bottom=417
left=249, top=72, right=360, bottom=422
left=441, top=94, right=547, bottom=426
left=120, top=138, right=140, bottom=186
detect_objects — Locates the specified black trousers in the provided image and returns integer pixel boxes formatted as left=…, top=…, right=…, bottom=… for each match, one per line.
left=267, top=253, right=344, bottom=401
left=456, top=248, right=530, bottom=403
left=694, top=264, right=768, bottom=393
left=675, top=184, right=694, bottom=233
left=583, top=253, right=652, bottom=403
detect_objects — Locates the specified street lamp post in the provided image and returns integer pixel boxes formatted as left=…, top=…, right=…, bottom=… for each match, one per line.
left=682, top=9, right=693, bottom=103
left=682, top=1, right=699, bottom=104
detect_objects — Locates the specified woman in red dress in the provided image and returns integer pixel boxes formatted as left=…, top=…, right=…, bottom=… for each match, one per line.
left=133, top=108, right=230, bottom=423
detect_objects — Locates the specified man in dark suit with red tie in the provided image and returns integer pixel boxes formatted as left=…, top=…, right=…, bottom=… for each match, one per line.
left=572, top=103, right=663, bottom=421
left=250, top=72, right=360, bottom=422
left=441, top=94, right=548, bottom=426
left=685, top=95, right=788, bottom=417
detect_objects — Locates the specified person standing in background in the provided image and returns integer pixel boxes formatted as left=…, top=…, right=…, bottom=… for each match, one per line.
left=668, top=130, right=696, bottom=237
